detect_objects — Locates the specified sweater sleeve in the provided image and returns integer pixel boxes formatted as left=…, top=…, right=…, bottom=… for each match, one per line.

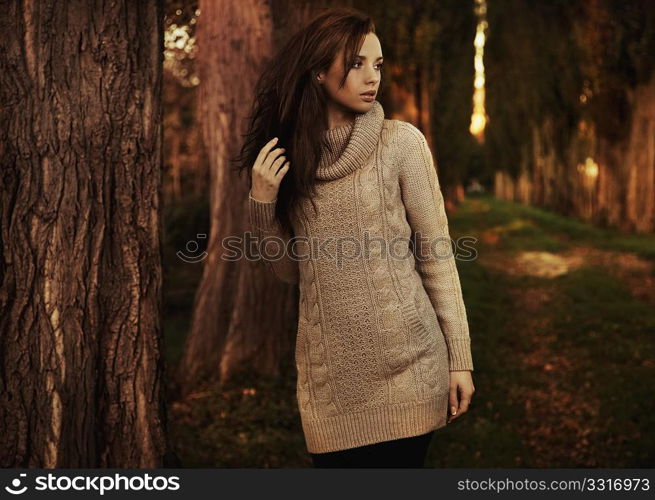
left=397, top=122, right=474, bottom=372
left=248, top=189, right=299, bottom=285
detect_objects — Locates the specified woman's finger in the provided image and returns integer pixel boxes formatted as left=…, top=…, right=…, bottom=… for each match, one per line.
left=458, top=395, right=471, bottom=415
left=254, top=137, right=279, bottom=169
left=448, top=384, right=459, bottom=423
left=263, top=147, right=286, bottom=171
left=270, top=154, right=287, bottom=175
left=275, top=161, right=290, bottom=178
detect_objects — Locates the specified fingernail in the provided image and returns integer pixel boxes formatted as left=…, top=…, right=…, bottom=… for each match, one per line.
left=451, top=406, right=457, bottom=415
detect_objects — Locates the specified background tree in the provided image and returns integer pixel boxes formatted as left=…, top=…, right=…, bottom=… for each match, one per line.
left=176, top=0, right=335, bottom=394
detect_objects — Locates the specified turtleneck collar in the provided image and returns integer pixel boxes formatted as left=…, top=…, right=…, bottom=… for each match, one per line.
left=316, top=100, right=385, bottom=181
left=320, top=122, right=353, bottom=168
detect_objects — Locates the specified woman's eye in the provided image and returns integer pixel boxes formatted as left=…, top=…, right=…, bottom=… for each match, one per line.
left=352, top=61, right=384, bottom=70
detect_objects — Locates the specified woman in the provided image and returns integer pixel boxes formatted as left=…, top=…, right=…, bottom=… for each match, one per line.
left=235, top=6, right=475, bottom=468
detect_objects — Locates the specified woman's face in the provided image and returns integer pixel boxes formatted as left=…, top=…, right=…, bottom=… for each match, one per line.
left=318, top=32, right=383, bottom=114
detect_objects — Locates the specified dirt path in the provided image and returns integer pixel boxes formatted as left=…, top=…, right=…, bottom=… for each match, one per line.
left=480, top=246, right=655, bottom=305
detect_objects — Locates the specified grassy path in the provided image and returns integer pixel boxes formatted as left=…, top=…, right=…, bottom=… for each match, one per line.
left=165, top=194, right=655, bottom=467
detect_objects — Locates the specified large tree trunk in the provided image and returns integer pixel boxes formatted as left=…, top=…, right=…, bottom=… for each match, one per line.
left=0, top=0, right=167, bottom=467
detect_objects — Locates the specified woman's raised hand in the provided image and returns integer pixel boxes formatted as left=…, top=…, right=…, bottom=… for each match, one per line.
left=250, top=137, right=291, bottom=203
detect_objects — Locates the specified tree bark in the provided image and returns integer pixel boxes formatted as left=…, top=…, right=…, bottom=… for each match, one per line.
left=0, top=0, right=167, bottom=467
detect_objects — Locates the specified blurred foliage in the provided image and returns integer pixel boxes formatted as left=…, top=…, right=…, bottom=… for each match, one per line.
left=163, top=0, right=208, bottom=204
left=164, top=1, right=199, bottom=87
left=574, top=0, right=655, bottom=143
left=429, top=1, right=480, bottom=187
left=484, top=0, right=655, bottom=178
left=484, top=0, right=581, bottom=177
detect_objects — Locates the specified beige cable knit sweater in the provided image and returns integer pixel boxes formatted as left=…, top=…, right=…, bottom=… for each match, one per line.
left=248, top=100, right=473, bottom=453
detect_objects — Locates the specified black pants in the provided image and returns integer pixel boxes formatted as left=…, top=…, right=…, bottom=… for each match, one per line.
left=310, top=430, right=434, bottom=468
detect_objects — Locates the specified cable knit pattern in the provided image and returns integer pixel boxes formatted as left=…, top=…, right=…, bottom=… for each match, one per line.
left=247, top=100, right=474, bottom=453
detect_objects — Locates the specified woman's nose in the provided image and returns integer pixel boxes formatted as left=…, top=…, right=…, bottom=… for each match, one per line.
left=365, top=66, right=379, bottom=84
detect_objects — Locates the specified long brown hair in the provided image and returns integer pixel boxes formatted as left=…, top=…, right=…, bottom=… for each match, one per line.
left=232, top=6, right=376, bottom=235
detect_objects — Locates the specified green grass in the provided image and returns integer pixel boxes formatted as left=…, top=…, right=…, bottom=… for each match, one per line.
left=167, top=364, right=309, bottom=468
left=460, top=193, right=655, bottom=260
left=548, top=267, right=655, bottom=466
left=164, top=193, right=655, bottom=467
